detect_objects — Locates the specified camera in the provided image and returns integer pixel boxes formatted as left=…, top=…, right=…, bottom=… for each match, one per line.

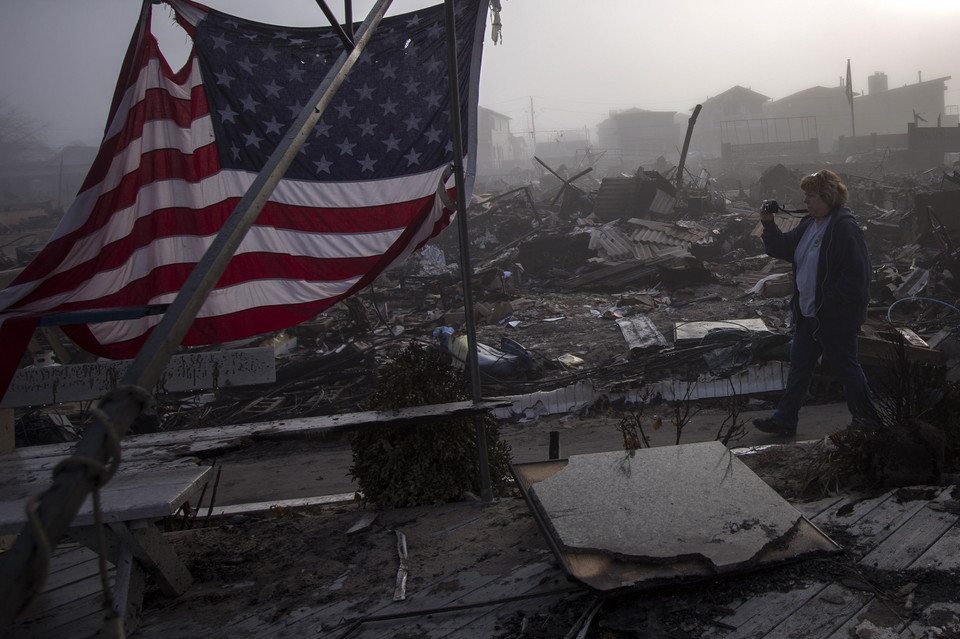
left=761, top=200, right=780, bottom=214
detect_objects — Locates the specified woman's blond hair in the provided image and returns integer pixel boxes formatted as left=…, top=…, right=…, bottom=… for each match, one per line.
left=800, top=169, right=848, bottom=209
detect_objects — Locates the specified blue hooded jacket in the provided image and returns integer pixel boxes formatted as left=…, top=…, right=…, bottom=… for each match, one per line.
left=761, top=207, right=872, bottom=334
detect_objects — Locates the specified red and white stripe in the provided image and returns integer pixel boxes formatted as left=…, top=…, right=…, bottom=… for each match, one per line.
left=0, top=0, right=455, bottom=364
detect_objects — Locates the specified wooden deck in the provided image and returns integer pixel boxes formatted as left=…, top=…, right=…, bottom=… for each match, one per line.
left=124, top=484, right=960, bottom=638
left=3, top=416, right=956, bottom=638
left=1, top=463, right=214, bottom=638
left=7, top=543, right=116, bottom=639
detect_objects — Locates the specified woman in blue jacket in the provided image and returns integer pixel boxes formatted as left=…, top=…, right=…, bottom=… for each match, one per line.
left=753, top=169, right=879, bottom=436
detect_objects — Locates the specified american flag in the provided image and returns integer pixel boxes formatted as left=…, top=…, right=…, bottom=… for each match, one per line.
left=0, top=0, right=486, bottom=394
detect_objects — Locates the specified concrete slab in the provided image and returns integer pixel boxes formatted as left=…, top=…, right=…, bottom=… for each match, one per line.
left=527, top=441, right=811, bottom=571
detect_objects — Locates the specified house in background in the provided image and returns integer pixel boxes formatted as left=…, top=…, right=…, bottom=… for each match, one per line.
left=596, top=108, right=681, bottom=172
left=471, top=71, right=958, bottom=184
left=475, top=106, right=532, bottom=184
left=856, top=73, right=956, bottom=134
left=476, top=107, right=513, bottom=175
left=695, top=86, right=769, bottom=158
left=704, top=72, right=959, bottom=169
left=765, top=85, right=848, bottom=154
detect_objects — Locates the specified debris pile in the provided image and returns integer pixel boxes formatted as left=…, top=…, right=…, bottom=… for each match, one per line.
left=7, top=162, right=960, bottom=444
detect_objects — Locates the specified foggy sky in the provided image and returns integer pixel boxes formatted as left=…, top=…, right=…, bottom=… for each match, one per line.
left=2, top=0, right=958, bottom=148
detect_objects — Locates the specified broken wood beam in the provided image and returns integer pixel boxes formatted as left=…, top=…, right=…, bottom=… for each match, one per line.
left=676, top=104, right=702, bottom=193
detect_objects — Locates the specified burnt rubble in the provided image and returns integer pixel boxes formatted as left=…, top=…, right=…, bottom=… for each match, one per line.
left=8, top=161, right=960, bottom=441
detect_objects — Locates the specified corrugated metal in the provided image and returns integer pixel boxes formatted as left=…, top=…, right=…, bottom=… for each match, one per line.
left=654, top=361, right=789, bottom=401
left=593, top=177, right=661, bottom=221
left=629, top=227, right=685, bottom=248
left=750, top=213, right=803, bottom=237
left=649, top=190, right=676, bottom=215
left=589, top=224, right=640, bottom=260
left=628, top=218, right=708, bottom=245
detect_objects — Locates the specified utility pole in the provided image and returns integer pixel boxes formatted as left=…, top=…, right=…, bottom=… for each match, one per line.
left=846, top=59, right=856, bottom=138
left=529, top=96, right=536, bottom=152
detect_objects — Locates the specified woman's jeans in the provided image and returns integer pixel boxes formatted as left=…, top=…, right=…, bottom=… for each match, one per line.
left=772, top=316, right=878, bottom=430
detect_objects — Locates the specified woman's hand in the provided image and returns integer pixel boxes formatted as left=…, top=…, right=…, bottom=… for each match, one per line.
left=759, top=200, right=775, bottom=224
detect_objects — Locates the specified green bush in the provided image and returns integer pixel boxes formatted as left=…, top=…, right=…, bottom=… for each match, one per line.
left=348, top=342, right=513, bottom=508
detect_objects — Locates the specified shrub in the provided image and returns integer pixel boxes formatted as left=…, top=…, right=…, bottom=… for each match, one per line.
left=348, top=342, right=513, bottom=508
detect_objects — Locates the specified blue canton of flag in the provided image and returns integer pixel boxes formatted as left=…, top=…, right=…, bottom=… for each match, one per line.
left=196, top=3, right=475, bottom=182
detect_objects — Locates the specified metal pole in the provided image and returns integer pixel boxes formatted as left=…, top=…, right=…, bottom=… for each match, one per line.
left=0, top=0, right=392, bottom=626
left=313, top=0, right=355, bottom=50
left=345, top=1, right=354, bottom=41
left=444, top=0, right=491, bottom=501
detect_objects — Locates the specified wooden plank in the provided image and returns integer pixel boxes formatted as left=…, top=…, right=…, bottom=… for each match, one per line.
left=173, top=400, right=514, bottom=456
left=899, top=602, right=960, bottom=638
left=11, top=569, right=106, bottom=639
left=427, top=592, right=577, bottom=639
left=16, top=569, right=103, bottom=617
left=0, top=452, right=203, bottom=499
left=210, top=492, right=357, bottom=518
left=0, top=399, right=511, bottom=471
left=282, top=571, right=523, bottom=638
left=702, top=581, right=830, bottom=638
left=228, top=568, right=501, bottom=637
left=112, top=543, right=147, bottom=637
left=427, top=570, right=578, bottom=639
left=117, top=521, right=193, bottom=597
left=826, top=598, right=907, bottom=638
left=792, top=495, right=846, bottom=521
left=20, top=603, right=104, bottom=639
left=912, top=520, right=960, bottom=571
left=0, top=346, right=277, bottom=408
left=840, top=487, right=947, bottom=555
left=859, top=492, right=959, bottom=571
left=339, top=561, right=568, bottom=639
left=255, top=560, right=563, bottom=639
left=40, top=547, right=101, bottom=592
left=808, top=490, right=896, bottom=528
left=0, top=399, right=510, bottom=468
left=352, top=592, right=575, bottom=639
left=762, top=582, right=874, bottom=638
left=0, top=465, right=213, bottom=533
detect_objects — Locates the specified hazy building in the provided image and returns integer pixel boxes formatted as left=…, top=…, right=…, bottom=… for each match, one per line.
left=855, top=73, right=955, bottom=133
left=695, top=86, right=769, bottom=158
left=0, top=145, right=97, bottom=212
left=703, top=72, right=958, bottom=167
left=765, top=85, right=847, bottom=154
left=476, top=106, right=514, bottom=175
left=475, top=106, right=533, bottom=185
left=533, top=130, right=591, bottom=176
left=596, top=108, right=681, bottom=170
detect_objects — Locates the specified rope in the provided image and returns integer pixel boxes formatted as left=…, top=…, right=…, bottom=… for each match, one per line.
left=21, top=385, right=153, bottom=638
